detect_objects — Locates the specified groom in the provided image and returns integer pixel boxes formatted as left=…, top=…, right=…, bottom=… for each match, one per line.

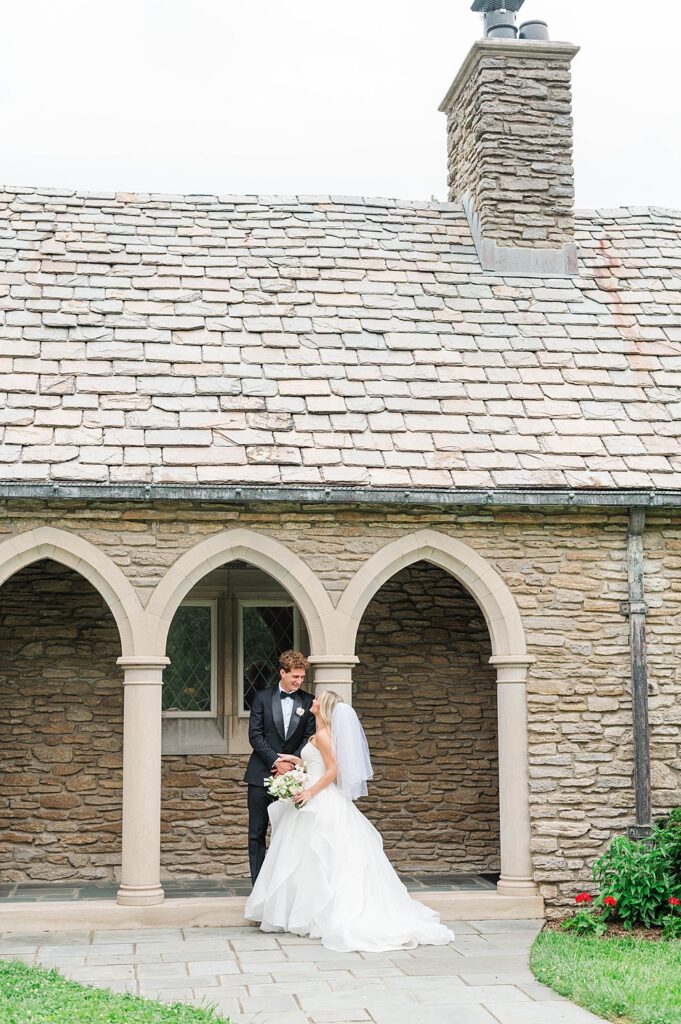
left=244, top=649, right=316, bottom=883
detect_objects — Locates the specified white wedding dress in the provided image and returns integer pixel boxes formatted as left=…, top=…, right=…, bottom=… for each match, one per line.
left=244, top=741, right=454, bottom=952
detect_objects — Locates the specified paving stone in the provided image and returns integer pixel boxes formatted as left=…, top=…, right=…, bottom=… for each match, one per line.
left=248, top=979, right=334, bottom=997
left=454, top=956, right=537, bottom=975
left=371, top=1006, right=499, bottom=1024
left=158, top=939, right=233, bottom=953
left=300, top=990, right=417, bottom=1013
left=217, top=971, right=272, bottom=987
left=67, top=964, right=136, bottom=981
left=459, top=971, right=536, bottom=986
left=415, top=984, right=531, bottom=1005
left=286, top=947, right=363, bottom=964
left=518, top=981, right=572, bottom=1001
left=100, top=979, right=137, bottom=995
left=228, top=935, right=282, bottom=951
left=239, top=1014, right=309, bottom=1024
left=237, top=952, right=289, bottom=969
left=93, top=928, right=183, bottom=944
left=187, top=959, right=240, bottom=975
left=0, top=952, right=36, bottom=965
left=241, top=993, right=299, bottom=1012
left=487, top=1002, right=607, bottom=1023
left=135, top=962, right=190, bottom=979
left=309, top=1012, right=372, bottom=1023
left=141, top=986, right=198, bottom=1003
left=468, top=919, right=544, bottom=933
left=192, top=988, right=245, bottom=1009
left=37, top=956, right=87, bottom=969
left=7, top=930, right=90, bottom=945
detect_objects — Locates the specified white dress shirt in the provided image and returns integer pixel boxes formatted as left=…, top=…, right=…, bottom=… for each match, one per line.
left=279, top=686, right=295, bottom=735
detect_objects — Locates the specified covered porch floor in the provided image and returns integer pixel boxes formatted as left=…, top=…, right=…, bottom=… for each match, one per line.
left=0, top=875, right=544, bottom=933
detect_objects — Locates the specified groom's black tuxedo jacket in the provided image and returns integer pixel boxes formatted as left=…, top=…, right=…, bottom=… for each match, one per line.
left=244, top=686, right=316, bottom=787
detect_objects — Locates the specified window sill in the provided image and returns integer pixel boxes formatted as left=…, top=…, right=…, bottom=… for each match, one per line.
left=162, top=715, right=227, bottom=755
left=161, top=714, right=252, bottom=756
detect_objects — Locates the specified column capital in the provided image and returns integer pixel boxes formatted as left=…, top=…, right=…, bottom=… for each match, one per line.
left=117, top=656, right=170, bottom=669
left=490, top=654, right=535, bottom=684
left=307, top=655, right=359, bottom=669
left=308, top=655, right=358, bottom=706
left=117, top=656, right=169, bottom=685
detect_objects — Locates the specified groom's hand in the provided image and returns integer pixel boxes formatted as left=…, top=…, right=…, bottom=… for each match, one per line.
left=274, top=757, right=294, bottom=776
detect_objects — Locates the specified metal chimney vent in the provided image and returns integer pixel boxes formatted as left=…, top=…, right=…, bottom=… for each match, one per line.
left=470, top=0, right=550, bottom=42
left=471, top=0, right=525, bottom=12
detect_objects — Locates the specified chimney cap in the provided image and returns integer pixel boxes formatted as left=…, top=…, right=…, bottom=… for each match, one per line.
left=471, top=0, right=525, bottom=12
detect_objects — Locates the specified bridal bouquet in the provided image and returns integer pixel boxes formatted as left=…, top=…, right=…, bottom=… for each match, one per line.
left=265, top=764, right=308, bottom=806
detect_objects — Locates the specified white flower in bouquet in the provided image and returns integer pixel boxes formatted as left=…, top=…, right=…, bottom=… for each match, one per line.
left=265, top=763, right=308, bottom=806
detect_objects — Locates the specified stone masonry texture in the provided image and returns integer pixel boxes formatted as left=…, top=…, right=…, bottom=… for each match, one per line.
left=0, top=561, right=123, bottom=882
left=444, top=47, right=577, bottom=249
left=354, top=562, right=499, bottom=874
left=0, top=500, right=679, bottom=911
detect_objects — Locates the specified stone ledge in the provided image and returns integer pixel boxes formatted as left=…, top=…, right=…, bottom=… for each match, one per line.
left=0, top=891, right=545, bottom=933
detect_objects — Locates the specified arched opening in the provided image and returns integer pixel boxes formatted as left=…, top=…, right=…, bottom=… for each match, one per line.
left=0, top=560, right=124, bottom=883
left=159, top=558, right=313, bottom=882
left=354, top=560, right=499, bottom=878
left=335, top=530, right=535, bottom=899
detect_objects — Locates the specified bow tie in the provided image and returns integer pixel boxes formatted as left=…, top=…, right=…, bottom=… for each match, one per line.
left=280, top=691, right=294, bottom=700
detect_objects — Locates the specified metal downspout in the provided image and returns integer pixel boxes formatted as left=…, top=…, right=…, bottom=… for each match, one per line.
left=624, top=508, right=653, bottom=839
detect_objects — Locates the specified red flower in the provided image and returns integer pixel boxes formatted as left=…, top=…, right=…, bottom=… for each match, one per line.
left=603, top=896, right=617, bottom=908
left=669, top=897, right=681, bottom=907
left=575, top=892, right=592, bottom=904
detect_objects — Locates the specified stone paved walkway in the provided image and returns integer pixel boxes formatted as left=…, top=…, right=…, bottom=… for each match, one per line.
left=0, top=920, right=607, bottom=1024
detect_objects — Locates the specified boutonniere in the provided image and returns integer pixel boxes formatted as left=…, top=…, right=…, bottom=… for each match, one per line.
left=295, top=707, right=305, bottom=717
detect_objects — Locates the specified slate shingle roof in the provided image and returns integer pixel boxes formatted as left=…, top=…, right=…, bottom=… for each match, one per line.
left=0, top=187, right=680, bottom=490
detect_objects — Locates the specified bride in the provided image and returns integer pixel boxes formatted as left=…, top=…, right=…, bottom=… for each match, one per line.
left=244, top=690, right=454, bottom=952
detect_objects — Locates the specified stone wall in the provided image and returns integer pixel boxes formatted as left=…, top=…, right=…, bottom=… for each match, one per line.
left=443, top=44, right=577, bottom=249
left=0, top=561, right=123, bottom=882
left=643, top=515, right=681, bottom=807
left=0, top=500, right=679, bottom=907
left=354, top=561, right=499, bottom=873
left=161, top=756, right=248, bottom=878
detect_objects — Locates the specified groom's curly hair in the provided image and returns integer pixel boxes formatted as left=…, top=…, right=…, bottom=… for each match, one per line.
left=279, top=650, right=308, bottom=672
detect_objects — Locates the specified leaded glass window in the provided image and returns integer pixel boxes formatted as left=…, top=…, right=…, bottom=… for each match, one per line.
left=163, top=601, right=216, bottom=715
left=239, top=602, right=297, bottom=715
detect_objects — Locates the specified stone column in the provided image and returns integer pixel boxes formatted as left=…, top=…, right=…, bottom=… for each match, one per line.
left=490, top=655, right=538, bottom=897
left=308, top=655, right=358, bottom=706
left=116, top=656, right=169, bottom=907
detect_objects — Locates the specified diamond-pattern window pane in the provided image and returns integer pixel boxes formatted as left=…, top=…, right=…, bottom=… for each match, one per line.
left=163, top=604, right=213, bottom=712
left=242, top=605, right=294, bottom=712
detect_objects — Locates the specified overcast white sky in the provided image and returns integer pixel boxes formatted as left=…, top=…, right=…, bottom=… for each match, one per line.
left=1, top=0, right=679, bottom=209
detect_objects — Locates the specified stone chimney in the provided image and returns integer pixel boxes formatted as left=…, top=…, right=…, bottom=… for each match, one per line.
left=439, top=35, right=580, bottom=276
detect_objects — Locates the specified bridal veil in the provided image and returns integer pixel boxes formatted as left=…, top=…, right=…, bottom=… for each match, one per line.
left=331, top=702, right=374, bottom=801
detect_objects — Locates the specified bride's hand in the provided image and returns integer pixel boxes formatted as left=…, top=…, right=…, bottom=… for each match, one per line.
left=281, top=755, right=303, bottom=767
left=293, top=789, right=313, bottom=805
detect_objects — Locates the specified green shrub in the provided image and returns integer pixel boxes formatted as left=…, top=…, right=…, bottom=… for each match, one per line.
left=659, top=808, right=681, bottom=881
left=592, top=810, right=681, bottom=930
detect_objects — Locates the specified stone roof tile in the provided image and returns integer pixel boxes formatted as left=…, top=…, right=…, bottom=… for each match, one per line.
left=0, top=188, right=679, bottom=489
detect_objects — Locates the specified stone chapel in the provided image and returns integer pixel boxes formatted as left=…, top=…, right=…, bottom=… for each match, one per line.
left=0, top=10, right=679, bottom=926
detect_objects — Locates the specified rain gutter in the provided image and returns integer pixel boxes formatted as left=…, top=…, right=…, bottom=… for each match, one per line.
left=0, top=484, right=681, bottom=508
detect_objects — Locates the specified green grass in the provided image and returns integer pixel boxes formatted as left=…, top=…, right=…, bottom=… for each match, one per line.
left=0, top=959, right=231, bottom=1024
left=531, top=929, right=681, bottom=1024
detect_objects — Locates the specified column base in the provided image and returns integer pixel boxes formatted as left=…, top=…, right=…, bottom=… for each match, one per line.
left=496, top=876, right=539, bottom=898
left=116, top=883, right=165, bottom=907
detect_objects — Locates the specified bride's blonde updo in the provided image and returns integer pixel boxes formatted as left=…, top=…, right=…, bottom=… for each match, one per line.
left=317, top=690, right=343, bottom=732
